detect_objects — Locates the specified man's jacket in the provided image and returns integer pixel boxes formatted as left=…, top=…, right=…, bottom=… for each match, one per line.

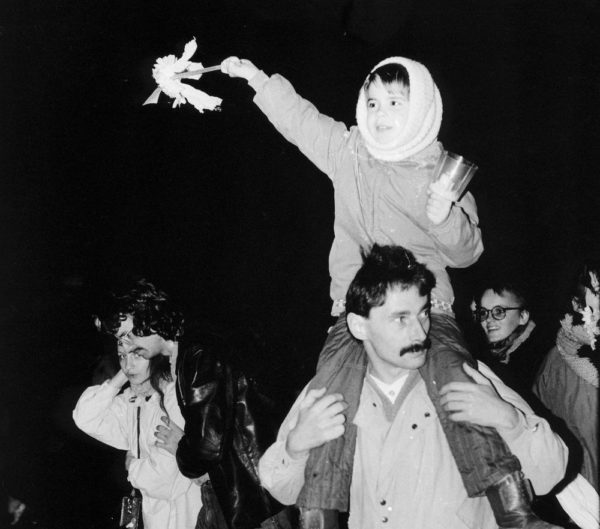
left=175, top=330, right=295, bottom=529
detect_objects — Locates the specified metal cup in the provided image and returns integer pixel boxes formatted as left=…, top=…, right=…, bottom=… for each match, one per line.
left=432, top=151, right=478, bottom=199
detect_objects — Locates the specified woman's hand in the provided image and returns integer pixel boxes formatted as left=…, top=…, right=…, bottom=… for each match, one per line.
left=108, top=370, right=129, bottom=389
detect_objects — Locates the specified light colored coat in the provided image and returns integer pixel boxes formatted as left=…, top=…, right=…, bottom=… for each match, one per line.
left=259, top=362, right=568, bottom=529
left=73, top=381, right=202, bottom=529
left=250, top=72, right=483, bottom=314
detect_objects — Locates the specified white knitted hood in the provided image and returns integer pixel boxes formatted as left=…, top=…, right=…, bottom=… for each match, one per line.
left=356, top=57, right=443, bottom=162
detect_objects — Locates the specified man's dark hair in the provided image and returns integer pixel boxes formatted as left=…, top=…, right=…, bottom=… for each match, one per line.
left=346, top=244, right=435, bottom=317
left=364, top=62, right=410, bottom=93
left=95, top=279, right=184, bottom=341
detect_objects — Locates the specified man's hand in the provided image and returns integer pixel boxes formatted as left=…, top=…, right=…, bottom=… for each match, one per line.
left=286, top=388, right=347, bottom=460
left=154, top=416, right=184, bottom=455
left=439, top=363, right=520, bottom=430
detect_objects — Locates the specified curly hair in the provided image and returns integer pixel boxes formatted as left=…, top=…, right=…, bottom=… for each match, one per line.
left=95, top=279, right=184, bottom=341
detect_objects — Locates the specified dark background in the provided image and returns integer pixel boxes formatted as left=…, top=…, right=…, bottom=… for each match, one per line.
left=1, top=0, right=599, bottom=526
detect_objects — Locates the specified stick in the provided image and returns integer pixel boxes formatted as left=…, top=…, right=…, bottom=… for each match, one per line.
left=173, top=65, right=221, bottom=80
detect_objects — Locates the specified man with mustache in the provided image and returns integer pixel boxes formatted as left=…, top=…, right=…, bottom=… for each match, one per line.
left=259, top=244, right=568, bottom=529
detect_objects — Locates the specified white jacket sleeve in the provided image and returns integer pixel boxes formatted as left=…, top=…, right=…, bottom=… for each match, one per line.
left=478, top=362, right=569, bottom=495
left=250, top=71, right=350, bottom=180
left=258, top=385, right=310, bottom=505
left=72, top=381, right=130, bottom=450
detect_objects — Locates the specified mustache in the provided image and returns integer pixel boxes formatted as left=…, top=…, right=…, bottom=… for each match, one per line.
left=399, top=337, right=431, bottom=356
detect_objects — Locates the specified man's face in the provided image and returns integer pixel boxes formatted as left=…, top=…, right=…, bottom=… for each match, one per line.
left=115, top=315, right=167, bottom=359
left=358, top=285, right=431, bottom=381
left=365, top=78, right=410, bottom=145
left=479, top=289, right=527, bottom=344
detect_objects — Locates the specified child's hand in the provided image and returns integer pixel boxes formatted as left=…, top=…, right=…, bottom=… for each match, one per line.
left=221, top=56, right=259, bottom=81
left=426, top=177, right=456, bottom=225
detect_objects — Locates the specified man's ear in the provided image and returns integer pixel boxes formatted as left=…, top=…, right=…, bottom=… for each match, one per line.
left=519, top=308, right=530, bottom=326
left=347, top=312, right=368, bottom=341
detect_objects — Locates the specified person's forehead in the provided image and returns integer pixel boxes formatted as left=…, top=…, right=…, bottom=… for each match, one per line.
left=481, top=289, right=519, bottom=306
left=367, top=79, right=408, bottom=98
left=115, top=315, right=134, bottom=335
left=379, top=285, right=427, bottom=312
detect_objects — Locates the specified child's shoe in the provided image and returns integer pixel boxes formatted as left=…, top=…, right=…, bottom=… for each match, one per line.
left=486, top=471, right=564, bottom=528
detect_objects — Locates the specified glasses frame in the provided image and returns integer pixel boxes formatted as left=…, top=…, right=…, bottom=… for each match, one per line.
left=475, top=306, right=523, bottom=322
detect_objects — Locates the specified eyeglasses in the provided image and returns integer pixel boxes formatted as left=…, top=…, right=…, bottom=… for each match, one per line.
left=475, top=306, right=522, bottom=322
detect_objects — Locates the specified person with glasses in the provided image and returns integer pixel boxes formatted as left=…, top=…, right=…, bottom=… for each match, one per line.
left=472, top=279, right=582, bottom=528
left=474, top=280, right=550, bottom=391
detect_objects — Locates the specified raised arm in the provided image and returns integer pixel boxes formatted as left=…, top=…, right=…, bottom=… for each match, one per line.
left=72, top=371, right=130, bottom=450
left=222, top=56, right=350, bottom=179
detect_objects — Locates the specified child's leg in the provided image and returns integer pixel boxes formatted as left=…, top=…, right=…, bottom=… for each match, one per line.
left=420, top=312, right=521, bottom=495
left=422, top=313, right=562, bottom=529
left=295, top=314, right=366, bottom=515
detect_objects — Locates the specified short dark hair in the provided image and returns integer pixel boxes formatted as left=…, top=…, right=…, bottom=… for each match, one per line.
left=477, top=279, right=530, bottom=310
left=364, top=62, right=410, bottom=93
left=346, top=244, right=435, bottom=317
left=95, top=279, right=184, bottom=341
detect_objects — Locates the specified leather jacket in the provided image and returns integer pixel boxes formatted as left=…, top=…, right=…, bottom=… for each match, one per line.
left=175, top=331, right=293, bottom=529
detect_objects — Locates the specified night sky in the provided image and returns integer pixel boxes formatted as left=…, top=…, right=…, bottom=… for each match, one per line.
left=1, top=0, right=599, bottom=526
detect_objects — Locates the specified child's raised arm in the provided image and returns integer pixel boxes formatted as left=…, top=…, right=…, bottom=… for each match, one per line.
left=220, top=56, right=349, bottom=180
left=221, top=56, right=260, bottom=81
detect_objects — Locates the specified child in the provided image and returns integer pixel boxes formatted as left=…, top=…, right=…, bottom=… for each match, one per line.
left=221, top=56, right=561, bottom=529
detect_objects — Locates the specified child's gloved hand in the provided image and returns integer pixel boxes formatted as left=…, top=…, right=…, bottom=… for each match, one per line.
left=221, top=56, right=259, bottom=81
left=426, top=175, right=457, bottom=225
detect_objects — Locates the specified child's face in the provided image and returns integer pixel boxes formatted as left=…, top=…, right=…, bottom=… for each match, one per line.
left=365, top=78, right=410, bottom=145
